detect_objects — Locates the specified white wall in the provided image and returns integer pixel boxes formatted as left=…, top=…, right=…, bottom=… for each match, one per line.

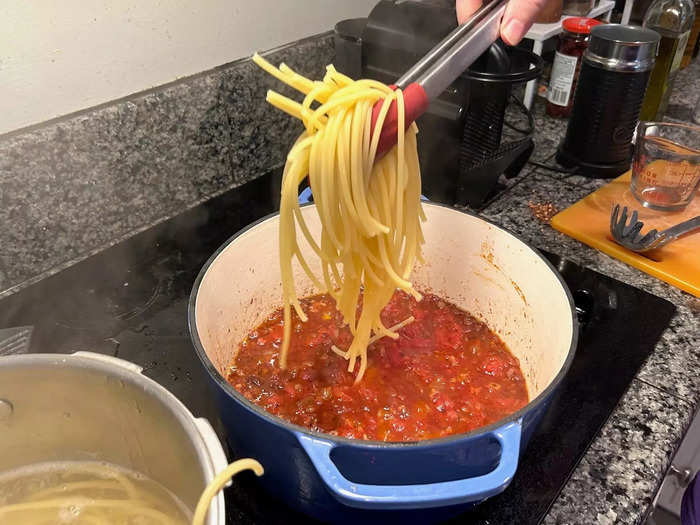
left=0, top=0, right=377, bottom=135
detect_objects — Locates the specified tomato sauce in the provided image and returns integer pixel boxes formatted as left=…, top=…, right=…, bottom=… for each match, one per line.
left=227, top=291, right=528, bottom=442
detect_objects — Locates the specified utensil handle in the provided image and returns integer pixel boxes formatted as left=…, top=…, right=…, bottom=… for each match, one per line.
left=662, top=216, right=700, bottom=240
left=397, top=0, right=505, bottom=88
left=372, top=83, right=430, bottom=157
left=412, top=0, right=507, bottom=99
left=296, top=420, right=521, bottom=510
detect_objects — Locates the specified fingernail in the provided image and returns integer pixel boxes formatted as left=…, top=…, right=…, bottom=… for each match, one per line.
left=502, top=19, right=526, bottom=45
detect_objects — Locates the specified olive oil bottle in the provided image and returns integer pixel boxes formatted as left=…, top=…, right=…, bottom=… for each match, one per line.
left=680, top=0, right=700, bottom=68
left=639, top=0, right=695, bottom=121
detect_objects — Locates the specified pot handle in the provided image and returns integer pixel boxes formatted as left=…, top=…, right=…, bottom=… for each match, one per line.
left=298, top=187, right=429, bottom=205
left=194, top=417, right=234, bottom=488
left=296, top=419, right=521, bottom=510
left=298, top=186, right=314, bottom=205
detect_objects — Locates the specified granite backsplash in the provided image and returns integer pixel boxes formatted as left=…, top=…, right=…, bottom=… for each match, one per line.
left=0, top=33, right=334, bottom=298
left=2, top=27, right=698, bottom=303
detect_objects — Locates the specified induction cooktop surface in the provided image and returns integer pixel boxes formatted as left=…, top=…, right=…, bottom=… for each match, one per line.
left=0, top=169, right=675, bottom=524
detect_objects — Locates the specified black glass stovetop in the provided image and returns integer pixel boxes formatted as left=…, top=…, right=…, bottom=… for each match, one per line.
left=0, top=169, right=676, bottom=524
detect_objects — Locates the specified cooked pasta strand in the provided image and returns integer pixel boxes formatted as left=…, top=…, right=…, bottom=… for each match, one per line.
left=253, top=53, right=424, bottom=382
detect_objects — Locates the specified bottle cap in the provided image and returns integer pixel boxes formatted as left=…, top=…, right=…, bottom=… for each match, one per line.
left=562, top=17, right=604, bottom=35
left=585, top=24, right=661, bottom=71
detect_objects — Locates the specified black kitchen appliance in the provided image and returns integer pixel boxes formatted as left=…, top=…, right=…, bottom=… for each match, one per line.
left=0, top=168, right=676, bottom=524
left=333, top=0, right=543, bottom=207
left=556, top=24, right=661, bottom=178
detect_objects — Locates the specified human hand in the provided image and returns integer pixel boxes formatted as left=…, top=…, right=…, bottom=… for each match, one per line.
left=456, top=0, right=547, bottom=45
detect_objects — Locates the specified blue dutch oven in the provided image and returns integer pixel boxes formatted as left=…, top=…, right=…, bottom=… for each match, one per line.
left=188, top=202, right=577, bottom=524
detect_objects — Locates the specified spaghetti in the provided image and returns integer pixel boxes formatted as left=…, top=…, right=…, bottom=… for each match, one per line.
left=192, top=459, right=263, bottom=525
left=253, top=53, right=425, bottom=382
left=0, top=458, right=263, bottom=525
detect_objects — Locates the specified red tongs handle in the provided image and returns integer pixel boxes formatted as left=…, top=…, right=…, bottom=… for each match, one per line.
left=369, top=0, right=506, bottom=157
left=370, top=83, right=429, bottom=157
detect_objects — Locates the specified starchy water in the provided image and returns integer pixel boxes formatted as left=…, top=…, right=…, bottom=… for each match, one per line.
left=0, top=461, right=191, bottom=524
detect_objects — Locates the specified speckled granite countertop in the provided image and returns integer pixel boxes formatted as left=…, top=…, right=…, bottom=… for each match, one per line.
left=1, top=30, right=699, bottom=525
left=482, top=60, right=700, bottom=525
left=480, top=171, right=699, bottom=525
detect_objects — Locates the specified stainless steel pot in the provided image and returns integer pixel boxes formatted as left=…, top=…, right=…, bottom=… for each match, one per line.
left=0, top=351, right=229, bottom=524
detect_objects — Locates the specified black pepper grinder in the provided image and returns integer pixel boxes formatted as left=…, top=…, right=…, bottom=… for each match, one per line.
left=557, top=25, right=661, bottom=178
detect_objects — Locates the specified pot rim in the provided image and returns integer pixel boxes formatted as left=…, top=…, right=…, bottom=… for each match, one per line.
left=188, top=202, right=579, bottom=448
left=0, top=352, right=223, bottom=523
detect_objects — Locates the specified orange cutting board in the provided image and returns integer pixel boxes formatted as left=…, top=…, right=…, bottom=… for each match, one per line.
left=551, top=171, right=700, bottom=297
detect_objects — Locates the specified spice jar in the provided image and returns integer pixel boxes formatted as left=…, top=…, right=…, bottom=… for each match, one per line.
left=546, top=17, right=604, bottom=118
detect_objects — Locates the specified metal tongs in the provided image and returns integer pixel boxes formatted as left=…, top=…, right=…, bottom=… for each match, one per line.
left=372, top=0, right=508, bottom=156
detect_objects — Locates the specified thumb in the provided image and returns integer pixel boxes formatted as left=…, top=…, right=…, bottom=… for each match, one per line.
left=500, top=0, right=550, bottom=45
left=456, top=0, right=484, bottom=23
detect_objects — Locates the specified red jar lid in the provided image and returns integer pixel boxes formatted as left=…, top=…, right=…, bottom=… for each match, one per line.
left=562, top=17, right=604, bottom=34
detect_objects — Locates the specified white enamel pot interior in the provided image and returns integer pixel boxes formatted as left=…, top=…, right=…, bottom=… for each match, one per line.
left=193, top=203, right=576, bottom=422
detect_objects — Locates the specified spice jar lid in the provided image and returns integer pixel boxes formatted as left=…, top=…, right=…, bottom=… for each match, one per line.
left=584, top=24, right=660, bottom=72
left=562, top=17, right=604, bottom=34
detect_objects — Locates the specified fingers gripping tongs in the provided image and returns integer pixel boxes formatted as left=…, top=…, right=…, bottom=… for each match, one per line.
left=371, top=0, right=508, bottom=156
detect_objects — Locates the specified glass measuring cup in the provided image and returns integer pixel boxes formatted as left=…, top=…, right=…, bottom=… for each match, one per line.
left=631, top=121, right=700, bottom=211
